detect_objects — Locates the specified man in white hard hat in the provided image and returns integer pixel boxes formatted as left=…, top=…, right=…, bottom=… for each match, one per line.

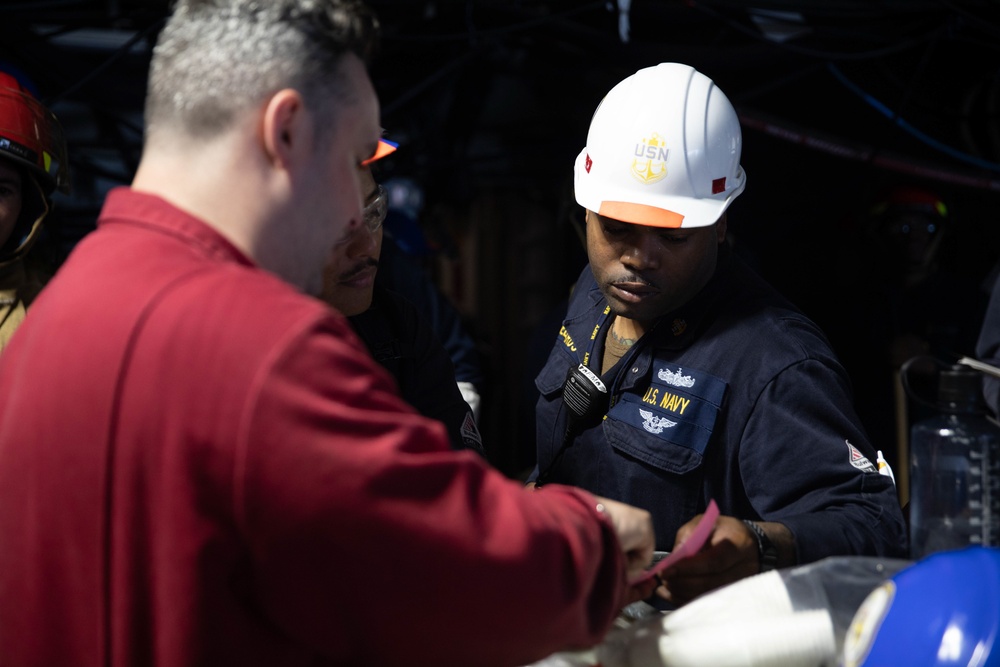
left=529, top=62, right=908, bottom=606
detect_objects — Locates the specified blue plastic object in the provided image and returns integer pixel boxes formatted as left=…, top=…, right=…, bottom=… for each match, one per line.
left=843, top=546, right=1000, bottom=666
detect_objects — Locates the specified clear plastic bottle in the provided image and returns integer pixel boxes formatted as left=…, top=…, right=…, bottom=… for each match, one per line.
left=908, top=363, right=1000, bottom=560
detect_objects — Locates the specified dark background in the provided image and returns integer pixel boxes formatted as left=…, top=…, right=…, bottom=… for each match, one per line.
left=4, top=1, right=1000, bottom=480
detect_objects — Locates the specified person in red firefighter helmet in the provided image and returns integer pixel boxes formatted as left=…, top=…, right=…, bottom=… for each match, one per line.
left=0, top=71, right=69, bottom=351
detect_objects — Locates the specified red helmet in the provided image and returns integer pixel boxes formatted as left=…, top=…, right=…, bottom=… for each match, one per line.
left=0, top=72, right=69, bottom=196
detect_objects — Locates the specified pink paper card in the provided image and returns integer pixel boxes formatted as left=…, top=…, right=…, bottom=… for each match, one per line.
left=628, top=499, right=720, bottom=585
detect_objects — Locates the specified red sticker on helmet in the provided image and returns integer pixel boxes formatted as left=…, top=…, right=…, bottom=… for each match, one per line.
left=712, top=177, right=726, bottom=194
left=585, top=153, right=593, bottom=173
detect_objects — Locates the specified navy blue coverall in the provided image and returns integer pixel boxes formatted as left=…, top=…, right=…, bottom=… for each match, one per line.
left=531, top=245, right=908, bottom=561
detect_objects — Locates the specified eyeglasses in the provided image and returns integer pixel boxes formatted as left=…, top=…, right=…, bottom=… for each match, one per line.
left=362, top=185, right=388, bottom=235
left=336, top=185, right=387, bottom=246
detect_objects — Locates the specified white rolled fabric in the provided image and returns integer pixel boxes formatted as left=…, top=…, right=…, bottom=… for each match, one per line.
left=662, top=570, right=792, bottom=634
left=639, top=610, right=836, bottom=667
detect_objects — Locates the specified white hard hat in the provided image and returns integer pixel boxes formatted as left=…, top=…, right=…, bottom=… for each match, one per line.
left=574, top=62, right=746, bottom=229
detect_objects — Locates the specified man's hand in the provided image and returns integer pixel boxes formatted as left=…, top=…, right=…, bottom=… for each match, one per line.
left=655, top=514, right=793, bottom=606
left=593, top=496, right=658, bottom=606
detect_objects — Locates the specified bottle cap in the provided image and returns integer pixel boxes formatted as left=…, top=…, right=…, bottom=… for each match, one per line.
left=938, top=365, right=985, bottom=414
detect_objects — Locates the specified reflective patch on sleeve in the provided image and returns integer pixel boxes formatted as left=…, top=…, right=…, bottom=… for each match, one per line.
left=461, top=411, right=485, bottom=454
left=846, top=440, right=879, bottom=473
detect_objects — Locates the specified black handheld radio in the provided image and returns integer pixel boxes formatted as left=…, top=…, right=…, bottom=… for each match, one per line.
left=535, top=363, right=608, bottom=486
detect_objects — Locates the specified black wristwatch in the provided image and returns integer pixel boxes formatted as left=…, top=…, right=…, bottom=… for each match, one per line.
left=743, top=519, right=778, bottom=572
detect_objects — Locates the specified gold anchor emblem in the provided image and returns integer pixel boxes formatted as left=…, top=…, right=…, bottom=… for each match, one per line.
left=631, top=132, right=669, bottom=184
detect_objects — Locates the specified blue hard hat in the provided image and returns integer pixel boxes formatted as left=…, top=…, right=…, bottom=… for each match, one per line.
left=842, top=546, right=1000, bottom=666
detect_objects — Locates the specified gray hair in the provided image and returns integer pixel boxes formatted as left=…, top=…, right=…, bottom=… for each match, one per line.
left=145, top=0, right=380, bottom=140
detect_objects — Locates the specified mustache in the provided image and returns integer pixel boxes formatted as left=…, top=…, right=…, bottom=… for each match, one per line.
left=338, top=258, right=379, bottom=282
left=609, top=273, right=656, bottom=288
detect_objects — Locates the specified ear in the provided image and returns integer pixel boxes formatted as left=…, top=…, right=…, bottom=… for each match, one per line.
left=715, top=213, right=729, bottom=243
left=261, top=89, right=309, bottom=169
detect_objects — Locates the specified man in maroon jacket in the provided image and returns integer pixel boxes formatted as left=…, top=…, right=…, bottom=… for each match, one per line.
left=0, top=1, right=656, bottom=666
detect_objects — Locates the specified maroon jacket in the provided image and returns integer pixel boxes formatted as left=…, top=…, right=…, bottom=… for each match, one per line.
left=0, top=188, right=624, bottom=667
